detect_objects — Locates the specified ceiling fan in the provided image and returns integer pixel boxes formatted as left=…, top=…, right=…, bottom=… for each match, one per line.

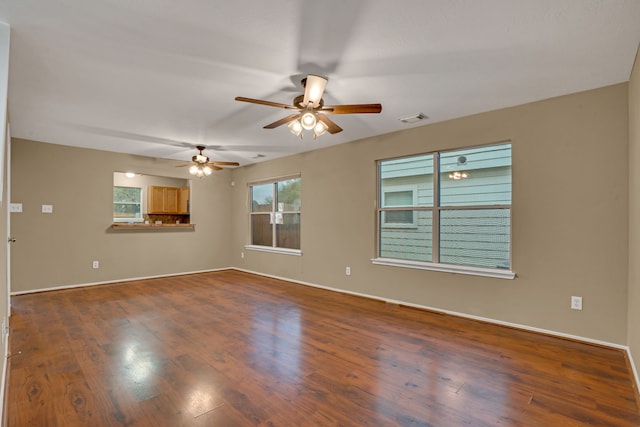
left=178, top=145, right=240, bottom=176
left=235, top=75, right=382, bottom=139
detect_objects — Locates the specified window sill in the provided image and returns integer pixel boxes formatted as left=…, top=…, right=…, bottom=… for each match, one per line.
left=245, top=245, right=302, bottom=256
left=371, top=257, right=515, bottom=280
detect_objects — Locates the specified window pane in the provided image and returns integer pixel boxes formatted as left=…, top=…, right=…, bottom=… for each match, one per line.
left=439, top=144, right=511, bottom=207
left=380, top=210, right=432, bottom=261
left=250, top=177, right=302, bottom=250
left=276, top=178, right=301, bottom=211
left=380, top=155, right=433, bottom=207
left=385, top=190, right=413, bottom=207
left=439, top=209, right=510, bottom=268
left=252, top=183, right=273, bottom=212
left=276, top=213, right=300, bottom=249
left=384, top=210, right=414, bottom=224
left=114, top=203, right=141, bottom=219
left=251, top=214, right=272, bottom=246
left=114, top=186, right=141, bottom=203
left=113, top=187, right=142, bottom=220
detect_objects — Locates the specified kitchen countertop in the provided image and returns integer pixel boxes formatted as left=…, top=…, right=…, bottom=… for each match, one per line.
left=110, top=223, right=195, bottom=231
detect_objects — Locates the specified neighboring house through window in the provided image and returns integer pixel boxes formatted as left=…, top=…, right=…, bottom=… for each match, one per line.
left=376, top=143, right=513, bottom=278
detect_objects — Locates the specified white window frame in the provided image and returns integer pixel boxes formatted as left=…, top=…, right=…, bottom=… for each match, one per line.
left=246, top=174, right=302, bottom=256
left=374, top=143, right=515, bottom=279
left=113, top=186, right=144, bottom=223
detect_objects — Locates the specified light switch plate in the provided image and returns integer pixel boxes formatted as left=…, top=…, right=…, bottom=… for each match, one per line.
left=9, top=203, right=22, bottom=213
left=42, top=204, right=53, bottom=213
left=571, top=296, right=583, bottom=310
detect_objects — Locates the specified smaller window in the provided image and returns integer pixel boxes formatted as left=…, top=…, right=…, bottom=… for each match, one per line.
left=113, top=186, right=143, bottom=223
left=249, top=176, right=301, bottom=251
left=381, top=185, right=418, bottom=228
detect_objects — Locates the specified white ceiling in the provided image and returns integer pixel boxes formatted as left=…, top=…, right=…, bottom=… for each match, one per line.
left=1, top=0, right=640, bottom=166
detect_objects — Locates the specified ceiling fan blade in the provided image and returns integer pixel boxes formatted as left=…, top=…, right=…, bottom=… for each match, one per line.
left=302, top=75, right=327, bottom=108
left=210, top=161, right=240, bottom=167
left=316, top=114, right=343, bottom=134
left=263, top=113, right=301, bottom=129
left=235, top=96, right=298, bottom=110
left=320, top=104, right=382, bottom=114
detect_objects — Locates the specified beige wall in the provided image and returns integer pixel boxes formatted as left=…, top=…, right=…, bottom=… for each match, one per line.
left=628, top=45, right=640, bottom=382
left=113, top=172, right=188, bottom=188
left=231, top=83, right=630, bottom=344
left=10, top=139, right=233, bottom=292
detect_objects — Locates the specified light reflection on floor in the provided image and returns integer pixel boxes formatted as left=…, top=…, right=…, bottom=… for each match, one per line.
left=251, top=304, right=302, bottom=380
left=118, top=340, right=223, bottom=418
left=122, top=343, right=156, bottom=384
left=186, top=387, right=219, bottom=418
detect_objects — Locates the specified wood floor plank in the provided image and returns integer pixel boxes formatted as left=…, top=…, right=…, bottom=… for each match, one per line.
left=5, top=270, right=640, bottom=426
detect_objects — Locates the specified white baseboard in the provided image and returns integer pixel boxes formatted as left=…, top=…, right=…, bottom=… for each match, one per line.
left=627, top=348, right=640, bottom=399
left=10, top=268, right=229, bottom=295
left=232, top=267, right=628, bottom=349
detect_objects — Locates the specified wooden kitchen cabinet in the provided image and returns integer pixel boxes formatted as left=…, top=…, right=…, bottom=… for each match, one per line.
left=148, top=186, right=166, bottom=213
left=148, top=186, right=188, bottom=214
left=178, top=187, right=190, bottom=214
left=165, top=187, right=178, bottom=213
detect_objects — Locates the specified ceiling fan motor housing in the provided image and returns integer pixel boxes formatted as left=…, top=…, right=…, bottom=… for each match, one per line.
left=294, top=94, right=323, bottom=108
left=192, top=154, right=209, bottom=164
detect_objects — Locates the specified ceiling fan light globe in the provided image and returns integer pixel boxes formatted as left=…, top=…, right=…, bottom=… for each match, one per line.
left=288, top=119, right=303, bottom=136
left=189, top=165, right=199, bottom=175
left=301, top=112, right=317, bottom=130
left=313, top=121, right=328, bottom=139
left=203, top=166, right=213, bottom=176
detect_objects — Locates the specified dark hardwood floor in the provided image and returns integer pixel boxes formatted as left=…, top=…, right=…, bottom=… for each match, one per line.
left=5, top=270, right=640, bottom=426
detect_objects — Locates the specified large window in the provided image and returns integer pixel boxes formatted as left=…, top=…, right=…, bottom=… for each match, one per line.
left=377, top=143, right=512, bottom=277
left=113, top=186, right=143, bottom=223
left=249, top=176, right=301, bottom=253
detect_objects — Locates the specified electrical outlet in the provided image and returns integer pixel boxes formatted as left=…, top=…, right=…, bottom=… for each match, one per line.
left=241, top=252, right=245, bottom=259
left=92, top=260, right=99, bottom=269
left=571, top=296, right=583, bottom=310
left=346, top=266, right=351, bottom=276
left=42, top=204, right=53, bottom=213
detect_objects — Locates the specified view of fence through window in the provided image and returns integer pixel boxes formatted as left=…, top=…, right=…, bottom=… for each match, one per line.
left=250, top=177, right=301, bottom=250
left=378, top=143, right=512, bottom=269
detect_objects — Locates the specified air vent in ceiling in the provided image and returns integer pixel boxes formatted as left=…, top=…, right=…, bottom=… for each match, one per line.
left=398, top=113, right=428, bottom=124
